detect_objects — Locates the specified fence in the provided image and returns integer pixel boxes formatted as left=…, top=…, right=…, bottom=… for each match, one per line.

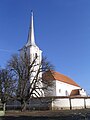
left=51, top=96, right=90, bottom=110
left=6, top=96, right=90, bottom=110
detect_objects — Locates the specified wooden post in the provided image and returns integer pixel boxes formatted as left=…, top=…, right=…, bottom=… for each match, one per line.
left=84, top=98, right=86, bottom=109
left=3, top=103, right=5, bottom=113
left=69, top=98, right=72, bottom=110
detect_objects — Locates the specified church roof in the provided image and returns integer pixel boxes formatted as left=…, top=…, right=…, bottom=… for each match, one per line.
left=43, top=70, right=80, bottom=87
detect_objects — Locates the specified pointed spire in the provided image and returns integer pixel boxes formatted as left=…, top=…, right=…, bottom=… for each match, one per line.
left=26, top=10, right=36, bottom=47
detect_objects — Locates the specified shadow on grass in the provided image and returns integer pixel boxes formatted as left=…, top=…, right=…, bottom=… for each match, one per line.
left=0, top=115, right=87, bottom=120
left=0, top=116, right=78, bottom=120
left=0, top=116, right=61, bottom=120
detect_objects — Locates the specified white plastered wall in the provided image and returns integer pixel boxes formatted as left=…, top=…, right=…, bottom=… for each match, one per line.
left=55, top=80, right=80, bottom=96
left=52, top=98, right=70, bottom=110
left=71, top=98, right=84, bottom=109
left=85, top=98, right=90, bottom=108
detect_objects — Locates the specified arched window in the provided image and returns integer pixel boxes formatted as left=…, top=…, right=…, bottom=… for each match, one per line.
left=65, top=90, right=68, bottom=96
left=59, top=89, right=61, bottom=93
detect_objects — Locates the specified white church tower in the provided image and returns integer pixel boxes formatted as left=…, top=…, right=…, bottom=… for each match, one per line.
left=20, top=11, right=44, bottom=97
left=25, top=11, right=42, bottom=61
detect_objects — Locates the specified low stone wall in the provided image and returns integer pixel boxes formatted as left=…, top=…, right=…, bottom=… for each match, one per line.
left=71, top=98, right=84, bottom=109
left=51, top=96, right=90, bottom=110
left=85, top=98, right=90, bottom=108
left=52, top=98, right=70, bottom=110
left=6, top=96, right=90, bottom=110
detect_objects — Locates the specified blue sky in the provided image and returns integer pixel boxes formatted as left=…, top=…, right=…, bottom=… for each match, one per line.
left=0, top=0, right=90, bottom=94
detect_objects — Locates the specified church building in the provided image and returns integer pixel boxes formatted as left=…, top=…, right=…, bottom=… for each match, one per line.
left=43, top=70, right=86, bottom=96
left=20, top=11, right=87, bottom=98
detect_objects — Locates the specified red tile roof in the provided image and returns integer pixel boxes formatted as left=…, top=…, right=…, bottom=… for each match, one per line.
left=43, top=70, right=80, bottom=87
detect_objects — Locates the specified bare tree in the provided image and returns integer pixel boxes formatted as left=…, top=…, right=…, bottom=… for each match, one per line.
left=0, top=68, right=16, bottom=104
left=7, top=53, right=54, bottom=111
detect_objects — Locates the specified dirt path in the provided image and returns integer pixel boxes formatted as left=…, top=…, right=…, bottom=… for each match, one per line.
left=5, top=109, right=90, bottom=117
left=1, top=109, right=90, bottom=120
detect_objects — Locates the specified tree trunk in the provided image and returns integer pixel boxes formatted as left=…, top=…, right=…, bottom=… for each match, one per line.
left=21, top=100, right=27, bottom=111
